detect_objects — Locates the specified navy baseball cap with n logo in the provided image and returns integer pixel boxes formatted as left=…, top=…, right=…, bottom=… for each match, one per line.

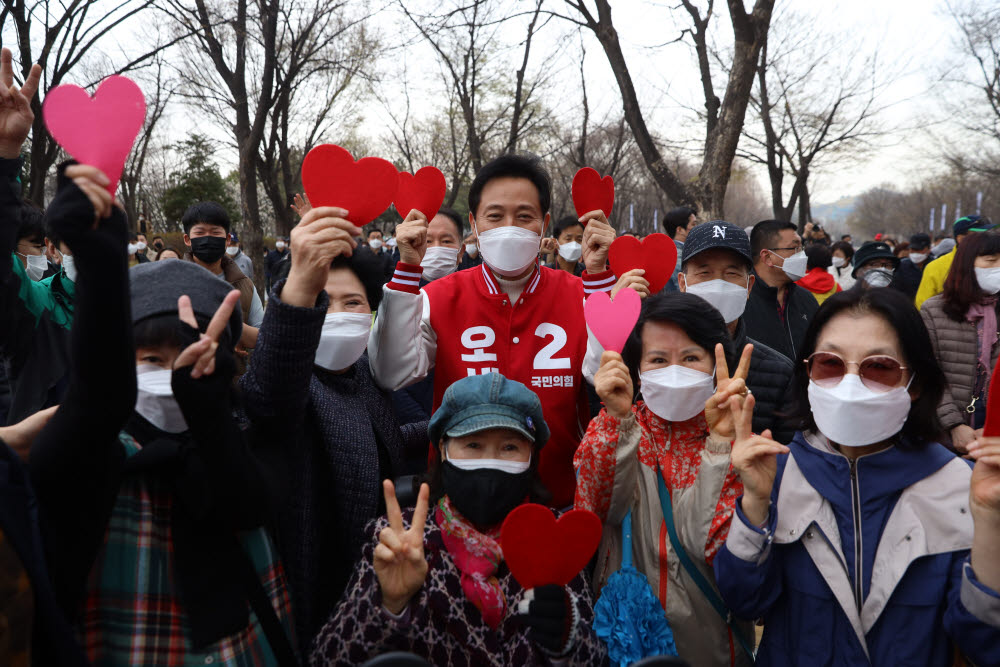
left=680, top=220, right=753, bottom=269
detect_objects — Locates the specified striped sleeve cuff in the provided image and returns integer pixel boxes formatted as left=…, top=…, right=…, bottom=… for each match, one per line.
left=387, top=262, right=423, bottom=294
left=581, top=269, right=616, bottom=294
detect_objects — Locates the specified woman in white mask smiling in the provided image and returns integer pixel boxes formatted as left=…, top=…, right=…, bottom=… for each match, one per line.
left=714, top=287, right=1000, bottom=666
left=575, top=291, right=757, bottom=667
left=240, top=204, right=429, bottom=651
left=920, top=232, right=1000, bottom=454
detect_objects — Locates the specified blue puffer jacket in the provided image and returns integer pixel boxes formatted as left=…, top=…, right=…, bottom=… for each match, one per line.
left=714, top=431, right=1000, bottom=666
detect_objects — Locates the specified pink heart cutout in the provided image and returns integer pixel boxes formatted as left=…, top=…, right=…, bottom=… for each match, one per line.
left=584, top=287, right=641, bottom=353
left=43, top=75, right=146, bottom=195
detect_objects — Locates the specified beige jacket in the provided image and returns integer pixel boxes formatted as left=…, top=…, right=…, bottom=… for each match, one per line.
left=575, top=405, right=753, bottom=667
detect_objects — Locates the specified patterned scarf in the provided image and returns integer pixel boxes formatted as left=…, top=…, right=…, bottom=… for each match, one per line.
left=436, top=496, right=507, bottom=629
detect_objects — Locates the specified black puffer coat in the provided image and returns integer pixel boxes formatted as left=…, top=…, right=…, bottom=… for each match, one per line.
left=742, top=274, right=818, bottom=360
left=733, top=318, right=797, bottom=444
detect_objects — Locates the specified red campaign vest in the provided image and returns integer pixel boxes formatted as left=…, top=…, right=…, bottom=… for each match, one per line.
left=424, top=263, right=591, bottom=507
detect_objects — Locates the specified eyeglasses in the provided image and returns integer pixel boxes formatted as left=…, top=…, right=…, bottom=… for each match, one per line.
left=805, top=352, right=909, bottom=392
left=769, top=245, right=803, bottom=254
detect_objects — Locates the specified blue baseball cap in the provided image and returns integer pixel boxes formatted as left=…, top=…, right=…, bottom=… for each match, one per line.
left=954, top=215, right=996, bottom=236
left=428, top=373, right=550, bottom=450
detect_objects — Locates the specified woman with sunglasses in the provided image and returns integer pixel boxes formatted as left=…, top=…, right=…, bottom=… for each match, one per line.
left=920, top=232, right=1000, bottom=454
left=713, top=288, right=1000, bottom=666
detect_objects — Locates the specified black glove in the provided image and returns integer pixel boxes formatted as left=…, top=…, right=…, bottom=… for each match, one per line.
left=519, top=584, right=577, bottom=656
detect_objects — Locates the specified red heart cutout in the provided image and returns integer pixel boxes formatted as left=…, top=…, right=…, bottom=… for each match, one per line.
left=395, top=166, right=447, bottom=221
left=608, top=233, right=678, bottom=293
left=571, top=167, right=614, bottom=220
left=500, top=504, right=602, bottom=589
left=43, top=75, right=146, bottom=195
left=984, top=354, right=1000, bottom=436
left=301, top=144, right=399, bottom=226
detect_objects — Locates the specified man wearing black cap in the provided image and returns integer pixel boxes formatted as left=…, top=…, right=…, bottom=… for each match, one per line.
left=677, top=220, right=796, bottom=443
left=850, top=240, right=899, bottom=290
left=890, top=233, right=931, bottom=299
left=916, top=215, right=996, bottom=308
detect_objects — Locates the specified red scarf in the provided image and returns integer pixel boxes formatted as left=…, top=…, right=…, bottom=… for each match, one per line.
left=436, top=496, right=507, bottom=629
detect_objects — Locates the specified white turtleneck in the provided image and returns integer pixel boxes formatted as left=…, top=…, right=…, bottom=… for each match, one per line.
left=494, top=270, right=533, bottom=303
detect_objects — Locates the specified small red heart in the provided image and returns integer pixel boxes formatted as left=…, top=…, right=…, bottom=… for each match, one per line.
left=608, top=233, right=678, bottom=294
left=500, top=504, right=602, bottom=589
left=301, top=144, right=399, bottom=226
left=394, top=166, right=447, bottom=221
left=571, top=167, right=614, bottom=220
left=42, top=75, right=146, bottom=195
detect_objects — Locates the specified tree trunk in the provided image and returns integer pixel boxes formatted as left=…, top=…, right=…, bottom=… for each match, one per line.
left=797, top=175, right=811, bottom=232
left=586, top=0, right=697, bottom=208
left=697, top=0, right=776, bottom=219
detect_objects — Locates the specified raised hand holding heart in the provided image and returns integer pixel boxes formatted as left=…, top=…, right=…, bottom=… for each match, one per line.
left=608, top=233, right=677, bottom=294
left=301, top=144, right=398, bottom=227
left=500, top=504, right=602, bottom=589
left=395, top=166, right=446, bottom=220
left=572, top=167, right=614, bottom=220
left=42, top=75, right=146, bottom=195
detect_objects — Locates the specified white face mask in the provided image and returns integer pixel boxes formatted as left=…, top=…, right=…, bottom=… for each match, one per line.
left=443, top=446, right=531, bottom=474
left=61, top=253, right=78, bottom=283
left=772, top=250, right=807, bottom=281
left=127, top=243, right=139, bottom=256
left=276, top=241, right=287, bottom=251
left=386, top=238, right=398, bottom=248
left=684, top=277, right=749, bottom=324
left=18, top=253, right=48, bottom=281
left=832, top=256, right=846, bottom=269
left=557, top=241, right=582, bottom=262
left=136, top=241, right=147, bottom=251
left=226, top=246, right=239, bottom=257
left=314, top=312, right=371, bottom=371
left=465, top=243, right=479, bottom=258
left=639, top=364, right=715, bottom=422
left=861, top=268, right=893, bottom=288
left=975, top=266, right=1000, bottom=295
left=908, top=252, right=927, bottom=264
left=421, top=245, right=460, bottom=282
left=369, top=239, right=383, bottom=251
left=135, top=365, right=188, bottom=433
left=808, top=374, right=912, bottom=447
left=475, top=224, right=541, bottom=277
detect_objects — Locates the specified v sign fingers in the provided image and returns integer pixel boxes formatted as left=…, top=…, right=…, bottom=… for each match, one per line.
left=714, top=343, right=730, bottom=385
left=409, top=483, right=431, bottom=537
left=734, top=343, right=753, bottom=381
left=177, top=295, right=199, bottom=329
left=203, top=290, right=241, bottom=344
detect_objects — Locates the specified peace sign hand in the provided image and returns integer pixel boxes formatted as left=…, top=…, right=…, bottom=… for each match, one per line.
left=730, top=392, right=789, bottom=525
left=704, top=343, right=753, bottom=439
left=0, top=48, right=40, bottom=159
left=375, top=479, right=430, bottom=615
left=173, top=290, right=241, bottom=378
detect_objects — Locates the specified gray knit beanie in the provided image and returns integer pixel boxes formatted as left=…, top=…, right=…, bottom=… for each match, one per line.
left=129, top=260, right=242, bottom=345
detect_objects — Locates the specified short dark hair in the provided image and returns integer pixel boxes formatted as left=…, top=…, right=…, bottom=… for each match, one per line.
left=551, top=215, right=584, bottom=239
left=332, top=249, right=387, bottom=311
left=750, top=220, right=797, bottom=263
left=436, top=207, right=465, bottom=239
left=785, top=288, right=945, bottom=449
left=805, top=244, right=832, bottom=271
left=181, top=201, right=231, bottom=235
left=831, top=241, right=854, bottom=262
left=468, top=154, right=551, bottom=217
left=134, top=313, right=200, bottom=351
left=841, top=234, right=852, bottom=240
left=663, top=207, right=696, bottom=239
left=17, top=202, right=45, bottom=243
left=942, top=231, right=1000, bottom=321
left=367, top=228, right=383, bottom=238
left=155, top=246, right=182, bottom=260
left=621, top=292, right=735, bottom=397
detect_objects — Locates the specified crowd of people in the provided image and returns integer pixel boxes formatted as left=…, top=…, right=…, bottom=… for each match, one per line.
left=1, top=48, right=1000, bottom=667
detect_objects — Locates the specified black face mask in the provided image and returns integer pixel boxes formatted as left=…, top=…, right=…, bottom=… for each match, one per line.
left=190, top=236, right=227, bottom=263
left=153, top=241, right=164, bottom=251
left=441, top=460, right=532, bottom=528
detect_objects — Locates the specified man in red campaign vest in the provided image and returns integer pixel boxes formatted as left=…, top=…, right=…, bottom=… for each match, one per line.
left=369, top=155, right=617, bottom=506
